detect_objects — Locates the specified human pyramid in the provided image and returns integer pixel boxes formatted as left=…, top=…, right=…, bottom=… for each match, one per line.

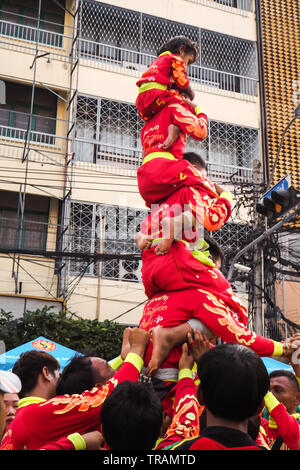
left=133, top=36, right=299, bottom=416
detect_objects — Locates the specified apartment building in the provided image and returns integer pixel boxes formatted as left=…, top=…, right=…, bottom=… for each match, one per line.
left=0, top=0, right=262, bottom=323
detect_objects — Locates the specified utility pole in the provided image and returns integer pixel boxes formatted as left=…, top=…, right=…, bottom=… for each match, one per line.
left=251, top=159, right=265, bottom=335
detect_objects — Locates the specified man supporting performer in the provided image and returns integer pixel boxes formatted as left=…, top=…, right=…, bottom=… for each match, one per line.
left=138, top=287, right=298, bottom=416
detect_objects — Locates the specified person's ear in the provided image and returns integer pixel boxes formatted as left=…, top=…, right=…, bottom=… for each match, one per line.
left=41, top=366, right=52, bottom=382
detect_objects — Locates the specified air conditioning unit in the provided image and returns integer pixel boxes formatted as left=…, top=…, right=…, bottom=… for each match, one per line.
left=118, top=258, right=142, bottom=282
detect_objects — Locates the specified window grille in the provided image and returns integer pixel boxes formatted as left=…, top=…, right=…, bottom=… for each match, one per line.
left=73, top=96, right=143, bottom=168
left=185, top=0, right=253, bottom=13
left=74, top=96, right=258, bottom=179
left=185, top=120, right=259, bottom=179
left=0, top=0, right=66, bottom=47
left=79, top=1, right=258, bottom=96
left=69, top=202, right=148, bottom=281
left=0, top=210, right=48, bottom=251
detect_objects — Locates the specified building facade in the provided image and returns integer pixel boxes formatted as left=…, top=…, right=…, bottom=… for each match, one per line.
left=0, top=0, right=262, bottom=324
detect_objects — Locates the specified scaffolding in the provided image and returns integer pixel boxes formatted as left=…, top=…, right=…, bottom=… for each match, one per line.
left=3, top=0, right=80, bottom=308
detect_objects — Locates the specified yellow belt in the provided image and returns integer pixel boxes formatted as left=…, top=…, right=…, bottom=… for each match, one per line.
left=142, top=151, right=177, bottom=165
left=138, top=82, right=168, bottom=94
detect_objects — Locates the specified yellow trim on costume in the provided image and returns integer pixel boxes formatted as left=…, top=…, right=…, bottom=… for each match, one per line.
left=138, top=82, right=168, bottom=94
left=194, top=105, right=205, bottom=115
left=264, top=391, right=279, bottom=413
left=272, top=341, right=284, bottom=356
left=178, top=369, right=193, bottom=381
left=159, top=50, right=172, bottom=56
left=219, top=191, right=233, bottom=205
left=67, top=433, right=87, bottom=450
left=142, top=151, right=177, bottom=165
left=124, top=352, right=144, bottom=372
left=18, top=396, right=46, bottom=408
left=109, top=355, right=123, bottom=370
left=297, top=377, right=300, bottom=387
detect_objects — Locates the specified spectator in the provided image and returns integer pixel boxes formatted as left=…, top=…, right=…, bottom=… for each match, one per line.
left=159, top=343, right=270, bottom=450
left=12, top=350, right=60, bottom=400
left=261, top=369, right=300, bottom=450
left=0, top=370, right=21, bottom=440
left=3, top=392, right=19, bottom=433
left=0, top=328, right=150, bottom=450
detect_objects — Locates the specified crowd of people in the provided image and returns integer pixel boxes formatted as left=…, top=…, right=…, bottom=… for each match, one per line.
left=0, top=35, right=300, bottom=452
left=0, top=329, right=300, bottom=451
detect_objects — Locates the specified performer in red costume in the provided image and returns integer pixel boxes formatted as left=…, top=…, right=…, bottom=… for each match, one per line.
left=137, top=98, right=209, bottom=208
left=136, top=36, right=197, bottom=121
left=137, top=289, right=296, bottom=416
left=0, top=329, right=149, bottom=450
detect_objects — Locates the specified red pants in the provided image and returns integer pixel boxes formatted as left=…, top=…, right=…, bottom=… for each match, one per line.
left=140, top=289, right=279, bottom=370
left=137, top=157, right=217, bottom=208
left=135, top=88, right=184, bottom=121
left=141, top=241, right=248, bottom=326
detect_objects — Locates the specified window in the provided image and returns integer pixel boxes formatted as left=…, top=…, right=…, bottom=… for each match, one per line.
left=0, top=81, right=57, bottom=142
left=75, top=96, right=259, bottom=177
left=79, top=1, right=258, bottom=96
left=0, top=0, right=65, bottom=47
left=74, top=96, right=142, bottom=168
left=69, top=202, right=148, bottom=281
left=0, top=191, right=49, bottom=251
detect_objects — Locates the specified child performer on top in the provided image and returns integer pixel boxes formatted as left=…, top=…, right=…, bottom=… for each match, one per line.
left=136, top=36, right=197, bottom=122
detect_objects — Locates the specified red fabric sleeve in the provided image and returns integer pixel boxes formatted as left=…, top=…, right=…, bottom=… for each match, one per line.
left=169, top=102, right=208, bottom=141
left=270, top=403, right=300, bottom=450
left=156, top=376, right=200, bottom=449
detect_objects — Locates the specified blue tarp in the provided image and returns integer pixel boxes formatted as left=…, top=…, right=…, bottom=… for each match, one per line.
left=0, top=336, right=80, bottom=371
left=262, top=356, right=293, bottom=373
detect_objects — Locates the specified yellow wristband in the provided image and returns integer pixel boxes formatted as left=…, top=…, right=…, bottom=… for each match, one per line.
left=272, top=341, right=284, bottom=356
left=219, top=191, right=233, bottom=205
left=194, top=105, right=205, bottom=115
left=178, top=368, right=193, bottom=381
left=109, top=355, right=123, bottom=370
left=68, top=433, right=86, bottom=450
left=124, top=352, right=144, bottom=372
left=264, top=391, right=279, bottom=413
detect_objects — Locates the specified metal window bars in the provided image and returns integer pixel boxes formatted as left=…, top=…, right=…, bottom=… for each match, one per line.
left=184, top=0, right=253, bottom=14
left=78, top=1, right=258, bottom=97
left=73, top=95, right=259, bottom=181
left=68, top=202, right=148, bottom=281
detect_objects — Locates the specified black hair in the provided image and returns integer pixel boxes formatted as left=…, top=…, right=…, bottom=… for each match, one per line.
left=197, top=343, right=269, bottom=421
left=183, top=152, right=207, bottom=170
left=157, top=36, right=198, bottom=62
left=270, top=370, right=300, bottom=393
left=204, top=234, right=224, bottom=264
left=56, top=355, right=97, bottom=395
left=12, top=350, right=60, bottom=399
left=100, top=381, right=163, bottom=450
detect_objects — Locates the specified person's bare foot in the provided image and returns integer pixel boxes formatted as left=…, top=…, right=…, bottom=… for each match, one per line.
left=161, top=124, right=181, bottom=149
left=146, top=327, right=178, bottom=377
left=136, top=232, right=152, bottom=251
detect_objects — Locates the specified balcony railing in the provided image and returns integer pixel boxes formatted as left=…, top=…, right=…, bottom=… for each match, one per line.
left=185, top=0, right=253, bottom=13
left=72, top=137, right=253, bottom=182
left=0, top=19, right=66, bottom=49
left=0, top=109, right=68, bottom=165
left=78, top=40, right=258, bottom=99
